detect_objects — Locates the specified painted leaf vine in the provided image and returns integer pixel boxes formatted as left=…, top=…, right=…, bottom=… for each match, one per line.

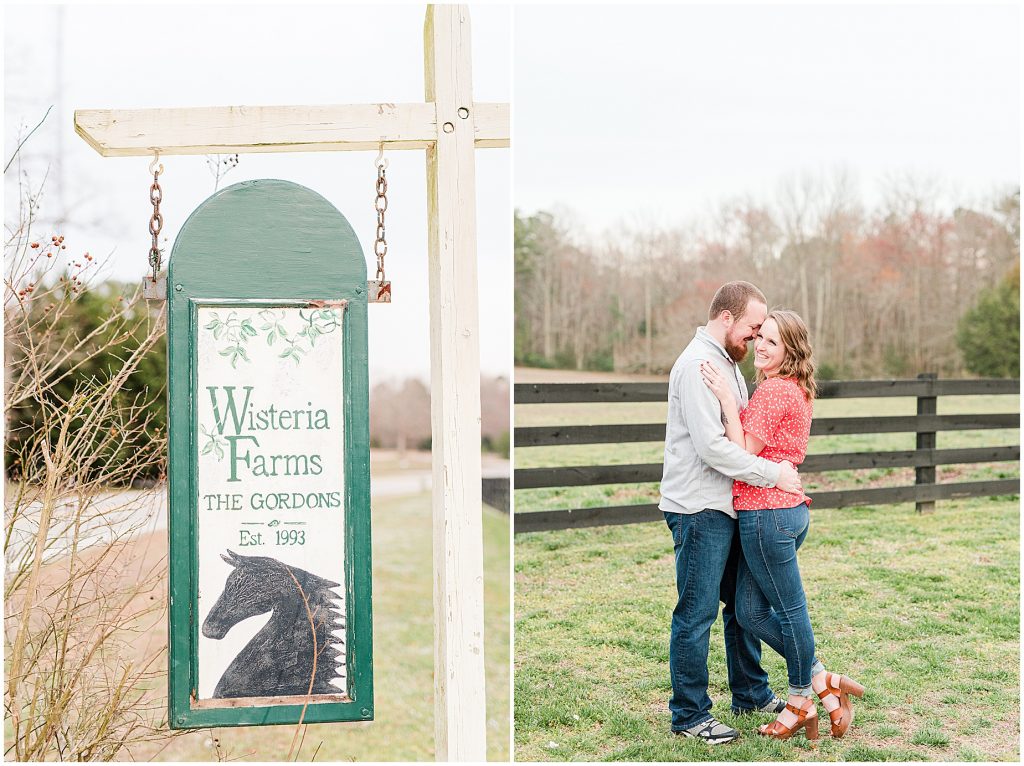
left=200, top=424, right=227, bottom=461
left=205, top=307, right=342, bottom=366
left=296, top=308, right=341, bottom=348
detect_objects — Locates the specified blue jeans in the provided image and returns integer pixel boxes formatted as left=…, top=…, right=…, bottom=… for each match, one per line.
left=665, top=510, right=776, bottom=730
left=736, top=503, right=823, bottom=696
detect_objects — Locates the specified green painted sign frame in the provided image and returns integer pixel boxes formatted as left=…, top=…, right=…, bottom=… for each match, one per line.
left=167, top=180, right=373, bottom=728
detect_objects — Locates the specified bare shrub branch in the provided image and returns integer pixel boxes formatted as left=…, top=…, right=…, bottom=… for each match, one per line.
left=5, top=167, right=174, bottom=761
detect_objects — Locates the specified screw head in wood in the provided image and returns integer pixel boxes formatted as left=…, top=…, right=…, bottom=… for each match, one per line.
left=457, top=107, right=469, bottom=119
left=442, top=122, right=455, bottom=133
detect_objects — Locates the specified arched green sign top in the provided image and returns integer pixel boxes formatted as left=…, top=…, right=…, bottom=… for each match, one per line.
left=166, top=178, right=372, bottom=729
left=169, top=179, right=366, bottom=294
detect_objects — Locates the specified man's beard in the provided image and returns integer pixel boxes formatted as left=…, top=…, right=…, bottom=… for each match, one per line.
left=725, top=336, right=749, bottom=363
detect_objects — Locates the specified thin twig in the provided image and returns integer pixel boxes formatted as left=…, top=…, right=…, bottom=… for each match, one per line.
left=284, top=567, right=319, bottom=762
left=5, top=105, right=53, bottom=174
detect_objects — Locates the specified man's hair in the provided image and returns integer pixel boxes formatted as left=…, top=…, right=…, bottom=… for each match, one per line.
left=708, top=281, right=767, bottom=322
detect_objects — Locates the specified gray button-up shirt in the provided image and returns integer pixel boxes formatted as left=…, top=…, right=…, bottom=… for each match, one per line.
left=658, top=327, right=781, bottom=519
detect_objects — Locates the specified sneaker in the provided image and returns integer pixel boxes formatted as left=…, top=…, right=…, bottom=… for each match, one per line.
left=733, top=695, right=786, bottom=716
left=675, top=716, right=740, bottom=745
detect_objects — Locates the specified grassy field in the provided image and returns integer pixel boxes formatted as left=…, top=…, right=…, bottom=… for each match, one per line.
left=515, top=394, right=1019, bottom=513
left=514, top=496, right=1020, bottom=761
left=122, top=492, right=510, bottom=762
left=514, top=378, right=1019, bottom=760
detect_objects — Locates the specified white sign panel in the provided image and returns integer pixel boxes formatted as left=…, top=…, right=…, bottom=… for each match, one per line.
left=195, top=304, right=348, bottom=705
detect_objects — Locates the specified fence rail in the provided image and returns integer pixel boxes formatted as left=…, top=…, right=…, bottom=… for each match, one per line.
left=516, top=414, right=1019, bottom=447
left=514, top=378, right=1020, bottom=404
left=514, top=375, right=1020, bottom=533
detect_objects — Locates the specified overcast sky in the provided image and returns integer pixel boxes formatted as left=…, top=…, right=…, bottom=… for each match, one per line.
left=5, top=4, right=1020, bottom=378
left=515, top=4, right=1020, bottom=232
left=4, top=4, right=511, bottom=382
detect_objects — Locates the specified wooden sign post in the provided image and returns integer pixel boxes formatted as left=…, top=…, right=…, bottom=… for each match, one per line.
left=167, top=180, right=372, bottom=727
left=74, top=6, right=507, bottom=760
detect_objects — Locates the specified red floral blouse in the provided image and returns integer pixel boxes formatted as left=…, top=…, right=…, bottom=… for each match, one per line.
left=733, top=376, right=814, bottom=511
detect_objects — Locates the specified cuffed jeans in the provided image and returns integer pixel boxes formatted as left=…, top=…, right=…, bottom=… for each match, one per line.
left=735, top=503, right=824, bottom=697
left=665, top=510, right=776, bottom=731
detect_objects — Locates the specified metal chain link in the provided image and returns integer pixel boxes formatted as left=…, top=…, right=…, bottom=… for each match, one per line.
left=373, top=158, right=388, bottom=283
left=148, top=159, right=164, bottom=281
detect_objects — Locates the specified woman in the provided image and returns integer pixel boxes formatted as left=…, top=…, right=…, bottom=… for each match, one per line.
left=699, top=309, right=864, bottom=741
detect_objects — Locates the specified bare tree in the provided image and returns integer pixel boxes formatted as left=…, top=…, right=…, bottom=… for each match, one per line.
left=514, top=173, right=1019, bottom=378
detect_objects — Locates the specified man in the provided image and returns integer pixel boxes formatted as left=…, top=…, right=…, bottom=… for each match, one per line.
left=660, top=280, right=803, bottom=744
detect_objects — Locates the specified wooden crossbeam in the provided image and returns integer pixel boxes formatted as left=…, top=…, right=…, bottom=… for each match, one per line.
left=74, top=102, right=509, bottom=156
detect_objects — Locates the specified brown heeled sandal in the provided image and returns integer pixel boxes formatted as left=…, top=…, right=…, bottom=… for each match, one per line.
left=816, top=672, right=865, bottom=738
left=757, top=697, right=819, bottom=741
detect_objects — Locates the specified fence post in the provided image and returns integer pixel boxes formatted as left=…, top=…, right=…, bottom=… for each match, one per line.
left=916, top=372, right=938, bottom=513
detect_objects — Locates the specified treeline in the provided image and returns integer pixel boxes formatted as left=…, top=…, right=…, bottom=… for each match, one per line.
left=369, top=375, right=510, bottom=457
left=515, top=176, right=1020, bottom=378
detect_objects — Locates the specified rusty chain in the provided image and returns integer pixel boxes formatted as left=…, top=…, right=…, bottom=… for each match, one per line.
left=148, top=153, right=164, bottom=282
left=373, top=153, right=388, bottom=285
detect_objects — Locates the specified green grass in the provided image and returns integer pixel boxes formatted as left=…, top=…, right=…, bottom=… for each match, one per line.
left=515, top=394, right=1019, bottom=512
left=142, top=493, right=509, bottom=762
left=514, top=497, right=1019, bottom=761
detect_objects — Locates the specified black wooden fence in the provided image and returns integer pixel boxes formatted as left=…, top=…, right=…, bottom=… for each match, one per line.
left=514, top=375, right=1020, bottom=533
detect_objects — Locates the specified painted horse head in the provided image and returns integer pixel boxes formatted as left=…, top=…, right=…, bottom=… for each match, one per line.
left=202, top=550, right=347, bottom=699
left=201, top=550, right=340, bottom=640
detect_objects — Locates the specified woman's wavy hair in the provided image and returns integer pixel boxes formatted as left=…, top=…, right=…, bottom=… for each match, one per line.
left=757, top=309, right=818, bottom=401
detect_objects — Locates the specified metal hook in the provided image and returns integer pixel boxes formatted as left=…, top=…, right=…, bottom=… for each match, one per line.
left=375, top=143, right=388, bottom=171
left=148, top=150, right=164, bottom=177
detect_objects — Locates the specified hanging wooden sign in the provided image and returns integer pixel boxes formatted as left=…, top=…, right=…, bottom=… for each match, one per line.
left=167, top=179, right=372, bottom=728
